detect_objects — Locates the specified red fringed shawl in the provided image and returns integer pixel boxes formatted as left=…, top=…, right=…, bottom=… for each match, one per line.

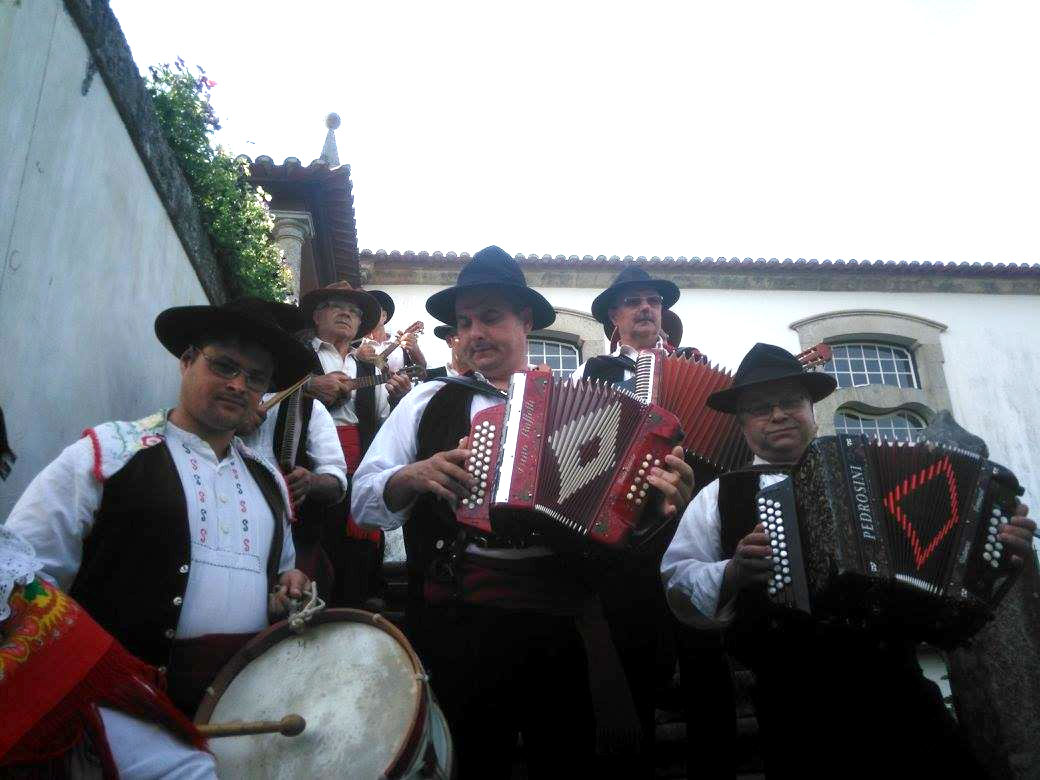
left=0, top=579, right=207, bottom=777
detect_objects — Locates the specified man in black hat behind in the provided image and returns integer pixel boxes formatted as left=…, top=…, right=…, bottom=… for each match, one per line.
left=352, top=246, right=693, bottom=778
left=424, top=325, right=471, bottom=380
left=572, top=266, right=705, bottom=778
left=5, top=299, right=312, bottom=715
left=661, top=343, right=1036, bottom=777
left=357, top=288, right=427, bottom=373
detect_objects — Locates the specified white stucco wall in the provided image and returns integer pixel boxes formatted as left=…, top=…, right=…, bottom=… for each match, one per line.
left=0, top=1, right=209, bottom=518
left=380, top=281, right=1040, bottom=506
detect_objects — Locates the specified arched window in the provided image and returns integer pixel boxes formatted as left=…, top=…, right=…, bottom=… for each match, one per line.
left=822, top=343, right=920, bottom=389
left=527, top=339, right=579, bottom=377
left=834, top=408, right=926, bottom=442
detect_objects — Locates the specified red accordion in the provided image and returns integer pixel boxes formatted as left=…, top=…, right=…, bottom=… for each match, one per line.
left=456, top=369, right=681, bottom=548
left=634, top=349, right=752, bottom=473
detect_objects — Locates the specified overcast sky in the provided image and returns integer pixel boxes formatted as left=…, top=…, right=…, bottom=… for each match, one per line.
left=109, top=1, right=1040, bottom=264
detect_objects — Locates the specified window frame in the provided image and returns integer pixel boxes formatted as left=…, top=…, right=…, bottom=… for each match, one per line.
left=526, top=336, right=581, bottom=378
left=823, top=341, right=921, bottom=390
left=833, top=407, right=927, bottom=442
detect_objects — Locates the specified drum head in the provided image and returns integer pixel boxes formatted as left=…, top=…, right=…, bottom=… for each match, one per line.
left=196, top=609, right=429, bottom=779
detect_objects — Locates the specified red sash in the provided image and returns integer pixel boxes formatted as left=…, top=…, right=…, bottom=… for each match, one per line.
left=166, top=632, right=255, bottom=717
left=337, top=425, right=382, bottom=543
left=1, top=580, right=205, bottom=775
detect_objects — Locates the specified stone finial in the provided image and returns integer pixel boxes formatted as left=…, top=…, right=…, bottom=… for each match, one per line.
left=321, top=112, right=341, bottom=166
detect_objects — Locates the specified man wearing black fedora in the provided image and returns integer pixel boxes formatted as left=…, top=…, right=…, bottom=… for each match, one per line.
left=352, top=246, right=693, bottom=778
left=357, top=289, right=427, bottom=373
left=661, top=343, right=1036, bottom=777
left=5, top=299, right=311, bottom=715
left=571, top=265, right=701, bottom=778
left=573, top=265, right=706, bottom=382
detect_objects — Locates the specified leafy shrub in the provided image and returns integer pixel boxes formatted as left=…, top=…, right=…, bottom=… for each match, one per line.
left=145, top=60, right=292, bottom=301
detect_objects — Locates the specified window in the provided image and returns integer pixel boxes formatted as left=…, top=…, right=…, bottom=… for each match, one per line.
left=834, top=408, right=926, bottom=442
left=822, top=343, right=920, bottom=389
left=528, top=339, right=579, bottom=377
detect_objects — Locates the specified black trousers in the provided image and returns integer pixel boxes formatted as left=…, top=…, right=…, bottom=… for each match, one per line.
left=744, top=638, right=982, bottom=779
left=677, top=626, right=737, bottom=779
left=413, top=604, right=596, bottom=780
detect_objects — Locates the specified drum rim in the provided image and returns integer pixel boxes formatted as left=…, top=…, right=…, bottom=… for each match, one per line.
left=193, top=608, right=430, bottom=779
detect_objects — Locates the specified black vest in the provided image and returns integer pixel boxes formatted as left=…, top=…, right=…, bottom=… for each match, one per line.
left=354, top=360, right=378, bottom=454
left=404, top=383, right=479, bottom=602
left=69, top=444, right=286, bottom=669
left=581, top=354, right=636, bottom=385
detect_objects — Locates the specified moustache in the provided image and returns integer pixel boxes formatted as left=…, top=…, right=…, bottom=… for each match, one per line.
left=215, top=394, right=246, bottom=409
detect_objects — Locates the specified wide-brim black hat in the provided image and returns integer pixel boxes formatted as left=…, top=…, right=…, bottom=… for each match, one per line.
left=707, top=343, right=837, bottom=413
left=433, top=325, right=456, bottom=341
left=366, top=290, right=395, bottom=324
left=425, top=246, right=555, bottom=329
left=155, top=299, right=317, bottom=389
left=299, top=282, right=381, bottom=338
left=591, top=266, right=680, bottom=334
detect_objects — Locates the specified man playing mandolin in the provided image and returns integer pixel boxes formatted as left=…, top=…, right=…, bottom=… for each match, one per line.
left=298, top=282, right=413, bottom=607
left=355, top=288, right=427, bottom=374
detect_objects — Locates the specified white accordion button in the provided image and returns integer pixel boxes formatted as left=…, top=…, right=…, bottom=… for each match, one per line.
left=982, top=552, right=992, bottom=561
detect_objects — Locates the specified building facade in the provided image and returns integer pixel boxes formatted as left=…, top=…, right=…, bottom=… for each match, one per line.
left=361, top=251, right=1040, bottom=507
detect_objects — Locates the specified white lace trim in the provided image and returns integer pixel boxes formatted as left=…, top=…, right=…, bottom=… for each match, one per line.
left=1, top=526, right=41, bottom=622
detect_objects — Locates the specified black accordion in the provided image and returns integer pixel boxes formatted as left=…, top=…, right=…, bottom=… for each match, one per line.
left=752, top=434, right=1024, bottom=644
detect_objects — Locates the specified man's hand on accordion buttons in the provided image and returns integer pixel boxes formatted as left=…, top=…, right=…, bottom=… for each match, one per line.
left=1000, top=503, right=1037, bottom=568
left=648, top=446, right=695, bottom=520
left=394, top=438, right=474, bottom=506
left=724, top=522, right=774, bottom=594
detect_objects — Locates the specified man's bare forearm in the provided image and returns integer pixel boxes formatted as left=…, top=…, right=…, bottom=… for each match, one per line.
left=383, top=465, right=417, bottom=512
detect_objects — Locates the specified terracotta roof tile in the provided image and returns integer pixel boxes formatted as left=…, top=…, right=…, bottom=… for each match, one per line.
left=359, top=250, right=1040, bottom=276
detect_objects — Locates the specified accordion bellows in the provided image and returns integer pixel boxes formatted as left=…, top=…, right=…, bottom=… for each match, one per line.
left=634, top=350, right=751, bottom=473
left=754, top=434, right=1023, bottom=644
left=456, top=370, right=681, bottom=548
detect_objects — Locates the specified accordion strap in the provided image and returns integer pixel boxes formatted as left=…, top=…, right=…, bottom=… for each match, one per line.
left=725, top=463, right=794, bottom=478
left=428, top=375, right=507, bottom=400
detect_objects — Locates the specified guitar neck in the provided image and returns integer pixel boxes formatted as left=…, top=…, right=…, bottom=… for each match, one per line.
left=351, top=365, right=425, bottom=389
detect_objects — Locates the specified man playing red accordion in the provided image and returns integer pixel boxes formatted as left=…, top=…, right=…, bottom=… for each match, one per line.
left=351, top=246, right=695, bottom=779
left=572, top=266, right=707, bottom=778
left=661, top=342, right=1037, bottom=777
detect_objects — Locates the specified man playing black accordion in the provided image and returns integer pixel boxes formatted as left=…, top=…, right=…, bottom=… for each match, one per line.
left=661, top=342, right=1037, bottom=777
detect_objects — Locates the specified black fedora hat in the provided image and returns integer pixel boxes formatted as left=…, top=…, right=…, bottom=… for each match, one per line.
left=425, top=246, right=555, bottom=329
left=155, top=299, right=317, bottom=389
left=707, top=343, right=837, bottom=414
left=433, top=325, right=457, bottom=341
left=365, top=290, right=395, bottom=323
left=299, top=282, right=381, bottom=338
left=592, top=266, right=680, bottom=336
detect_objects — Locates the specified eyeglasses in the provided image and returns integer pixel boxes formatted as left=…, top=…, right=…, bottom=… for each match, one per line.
left=195, top=349, right=272, bottom=392
left=621, top=295, right=663, bottom=309
left=738, top=395, right=809, bottom=420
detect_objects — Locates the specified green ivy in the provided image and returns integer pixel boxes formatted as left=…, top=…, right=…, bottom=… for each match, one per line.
left=145, top=60, right=292, bottom=301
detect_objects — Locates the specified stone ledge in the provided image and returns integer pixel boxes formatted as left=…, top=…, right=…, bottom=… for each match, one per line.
left=62, top=0, right=228, bottom=303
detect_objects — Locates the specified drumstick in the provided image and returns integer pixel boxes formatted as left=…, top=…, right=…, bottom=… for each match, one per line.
left=259, top=374, right=312, bottom=413
left=197, top=714, right=306, bottom=738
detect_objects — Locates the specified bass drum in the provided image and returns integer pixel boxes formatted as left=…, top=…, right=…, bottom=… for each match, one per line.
left=195, top=609, right=453, bottom=779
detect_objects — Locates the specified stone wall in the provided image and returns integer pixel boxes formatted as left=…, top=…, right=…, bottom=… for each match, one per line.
left=0, top=0, right=226, bottom=517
